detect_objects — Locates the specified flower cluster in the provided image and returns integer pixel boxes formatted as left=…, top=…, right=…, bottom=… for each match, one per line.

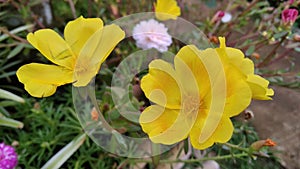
left=139, top=37, right=273, bottom=149
left=0, top=143, right=18, bottom=169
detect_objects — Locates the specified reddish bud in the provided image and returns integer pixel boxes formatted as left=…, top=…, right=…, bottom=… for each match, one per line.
left=281, top=9, right=298, bottom=26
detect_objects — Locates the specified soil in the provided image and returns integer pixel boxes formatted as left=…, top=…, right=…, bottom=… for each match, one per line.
left=248, top=51, right=300, bottom=169
left=249, top=86, right=300, bottom=169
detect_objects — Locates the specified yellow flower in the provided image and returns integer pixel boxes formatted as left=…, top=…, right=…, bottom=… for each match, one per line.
left=16, top=16, right=125, bottom=97
left=140, top=38, right=273, bottom=149
left=217, top=37, right=274, bottom=100
left=154, top=0, right=181, bottom=21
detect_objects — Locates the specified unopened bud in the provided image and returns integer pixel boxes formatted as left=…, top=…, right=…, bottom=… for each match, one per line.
left=133, top=84, right=143, bottom=100
left=293, top=34, right=300, bottom=42
left=281, top=9, right=299, bottom=26
left=116, top=127, right=127, bottom=134
left=209, top=36, right=219, bottom=44
left=251, top=52, right=260, bottom=60
left=262, top=31, right=268, bottom=37
left=34, top=102, right=40, bottom=109
left=11, top=141, right=19, bottom=147
left=244, top=109, right=254, bottom=120
left=251, top=138, right=276, bottom=151
left=211, top=11, right=225, bottom=23
left=90, top=107, right=98, bottom=121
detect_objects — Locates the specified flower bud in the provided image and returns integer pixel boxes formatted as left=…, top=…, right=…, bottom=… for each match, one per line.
left=281, top=9, right=299, bottom=26
left=91, top=107, right=98, bottom=121
left=209, top=36, right=219, bottom=44
left=251, top=52, right=261, bottom=60
left=293, top=34, right=300, bottom=42
left=251, top=139, right=276, bottom=151
left=244, top=109, right=254, bottom=120
left=211, top=10, right=225, bottom=23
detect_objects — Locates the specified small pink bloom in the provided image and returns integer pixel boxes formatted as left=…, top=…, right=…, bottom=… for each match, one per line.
left=132, top=19, right=172, bottom=52
left=0, top=143, right=18, bottom=169
left=289, top=0, right=294, bottom=5
left=281, top=9, right=298, bottom=25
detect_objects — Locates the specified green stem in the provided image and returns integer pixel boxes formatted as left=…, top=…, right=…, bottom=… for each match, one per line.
left=237, top=0, right=260, bottom=18
left=266, top=48, right=293, bottom=66
left=151, top=144, right=161, bottom=167
left=130, top=153, right=249, bottom=164
left=222, top=142, right=249, bottom=153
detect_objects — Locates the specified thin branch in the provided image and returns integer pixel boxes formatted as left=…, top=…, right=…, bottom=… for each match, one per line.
left=67, top=0, right=77, bottom=19
left=257, top=33, right=288, bottom=68
left=0, top=27, right=28, bottom=43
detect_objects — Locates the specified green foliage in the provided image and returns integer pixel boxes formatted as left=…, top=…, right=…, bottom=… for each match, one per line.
left=215, top=120, right=283, bottom=169
left=0, top=87, right=122, bottom=168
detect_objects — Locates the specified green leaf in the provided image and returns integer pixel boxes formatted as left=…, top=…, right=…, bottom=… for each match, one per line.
left=0, top=88, right=25, bottom=103
left=0, top=100, right=20, bottom=107
left=273, top=31, right=288, bottom=39
left=246, top=46, right=255, bottom=56
left=111, top=130, right=128, bottom=151
left=0, top=24, right=33, bottom=42
left=7, top=44, right=25, bottom=59
left=0, top=114, right=24, bottom=128
left=41, top=133, right=87, bottom=169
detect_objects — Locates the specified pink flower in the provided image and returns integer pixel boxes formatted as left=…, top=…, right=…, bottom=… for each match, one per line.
left=132, top=19, right=172, bottom=52
left=0, top=143, right=18, bottom=169
left=281, top=9, right=298, bottom=25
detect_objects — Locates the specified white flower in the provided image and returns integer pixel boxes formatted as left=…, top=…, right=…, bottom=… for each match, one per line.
left=221, top=12, right=232, bottom=23
left=132, top=19, right=172, bottom=52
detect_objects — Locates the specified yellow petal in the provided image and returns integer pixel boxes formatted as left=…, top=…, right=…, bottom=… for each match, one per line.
left=247, top=74, right=274, bottom=100
left=155, top=0, right=181, bottom=21
left=27, top=29, right=75, bottom=69
left=16, top=63, right=73, bottom=97
left=64, top=16, right=103, bottom=58
left=140, top=105, right=194, bottom=144
left=190, top=114, right=234, bottom=150
left=174, top=45, right=231, bottom=145
left=73, top=24, right=125, bottom=86
left=23, top=83, right=57, bottom=98
left=226, top=48, right=254, bottom=75
left=141, top=59, right=181, bottom=109
left=224, top=66, right=252, bottom=117
left=174, top=45, right=210, bottom=98
left=218, top=37, right=254, bottom=75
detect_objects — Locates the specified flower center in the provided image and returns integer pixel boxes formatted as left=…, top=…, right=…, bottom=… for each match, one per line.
left=182, top=95, right=200, bottom=113
left=74, top=61, right=89, bottom=75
